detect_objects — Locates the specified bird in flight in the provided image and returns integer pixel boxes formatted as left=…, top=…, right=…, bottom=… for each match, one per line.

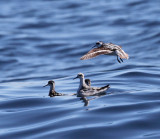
left=80, top=41, right=129, bottom=63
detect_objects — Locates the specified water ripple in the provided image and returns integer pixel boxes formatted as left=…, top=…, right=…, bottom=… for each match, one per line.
left=0, top=0, right=160, bottom=138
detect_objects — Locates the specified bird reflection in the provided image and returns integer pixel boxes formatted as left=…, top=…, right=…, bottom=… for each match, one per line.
left=80, top=93, right=107, bottom=106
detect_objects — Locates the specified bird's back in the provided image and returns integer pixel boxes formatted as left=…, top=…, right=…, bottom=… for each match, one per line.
left=78, top=84, right=110, bottom=97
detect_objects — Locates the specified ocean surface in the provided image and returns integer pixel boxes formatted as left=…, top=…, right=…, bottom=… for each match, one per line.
left=0, top=0, right=160, bottom=138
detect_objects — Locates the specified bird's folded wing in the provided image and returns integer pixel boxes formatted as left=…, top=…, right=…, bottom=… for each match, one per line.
left=80, top=48, right=112, bottom=60
left=80, top=89, right=98, bottom=96
left=97, top=84, right=110, bottom=92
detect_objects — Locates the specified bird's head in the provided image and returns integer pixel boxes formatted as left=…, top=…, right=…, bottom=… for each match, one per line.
left=92, top=41, right=103, bottom=48
left=43, top=80, right=55, bottom=87
left=73, top=73, right=84, bottom=79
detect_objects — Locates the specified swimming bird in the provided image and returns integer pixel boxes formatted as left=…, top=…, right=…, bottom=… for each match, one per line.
left=85, top=79, right=91, bottom=87
left=74, top=73, right=110, bottom=97
left=80, top=41, right=129, bottom=63
left=43, top=80, right=65, bottom=97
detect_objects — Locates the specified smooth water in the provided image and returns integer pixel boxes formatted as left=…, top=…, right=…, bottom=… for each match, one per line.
left=0, top=0, right=160, bottom=138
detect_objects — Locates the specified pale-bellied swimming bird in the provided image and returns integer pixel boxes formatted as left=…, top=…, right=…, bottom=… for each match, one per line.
left=74, top=73, right=110, bottom=97
left=80, top=41, right=129, bottom=63
left=43, top=80, right=66, bottom=97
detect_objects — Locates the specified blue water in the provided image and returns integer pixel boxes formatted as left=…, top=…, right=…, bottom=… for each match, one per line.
left=0, top=0, right=160, bottom=138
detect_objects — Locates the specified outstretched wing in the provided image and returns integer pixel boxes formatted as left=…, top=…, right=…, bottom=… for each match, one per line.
left=80, top=47, right=112, bottom=60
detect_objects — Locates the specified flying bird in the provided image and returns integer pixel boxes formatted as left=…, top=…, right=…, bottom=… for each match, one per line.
left=80, top=41, right=129, bottom=63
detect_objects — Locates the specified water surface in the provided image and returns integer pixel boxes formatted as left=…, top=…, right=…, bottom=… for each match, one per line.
left=0, top=0, right=160, bottom=138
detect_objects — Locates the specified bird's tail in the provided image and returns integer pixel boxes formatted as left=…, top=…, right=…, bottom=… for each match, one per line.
left=98, top=84, right=110, bottom=92
left=115, top=49, right=129, bottom=59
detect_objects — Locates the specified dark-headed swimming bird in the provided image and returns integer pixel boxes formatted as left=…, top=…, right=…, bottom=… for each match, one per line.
left=85, top=79, right=91, bottom=87
left=43, top=80, right=65, bottom=97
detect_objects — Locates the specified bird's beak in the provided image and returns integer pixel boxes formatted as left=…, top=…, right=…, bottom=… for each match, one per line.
left=43, top=84, right=49, bottom=87
left=73, top=76, right=78, bottom=80
left=92, top=44, right=97, bottom=48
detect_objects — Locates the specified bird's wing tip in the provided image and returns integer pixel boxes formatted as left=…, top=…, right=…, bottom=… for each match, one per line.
left=126, top=54, right=129, bottom=59
left=80, top=57, right=85, bottom=60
